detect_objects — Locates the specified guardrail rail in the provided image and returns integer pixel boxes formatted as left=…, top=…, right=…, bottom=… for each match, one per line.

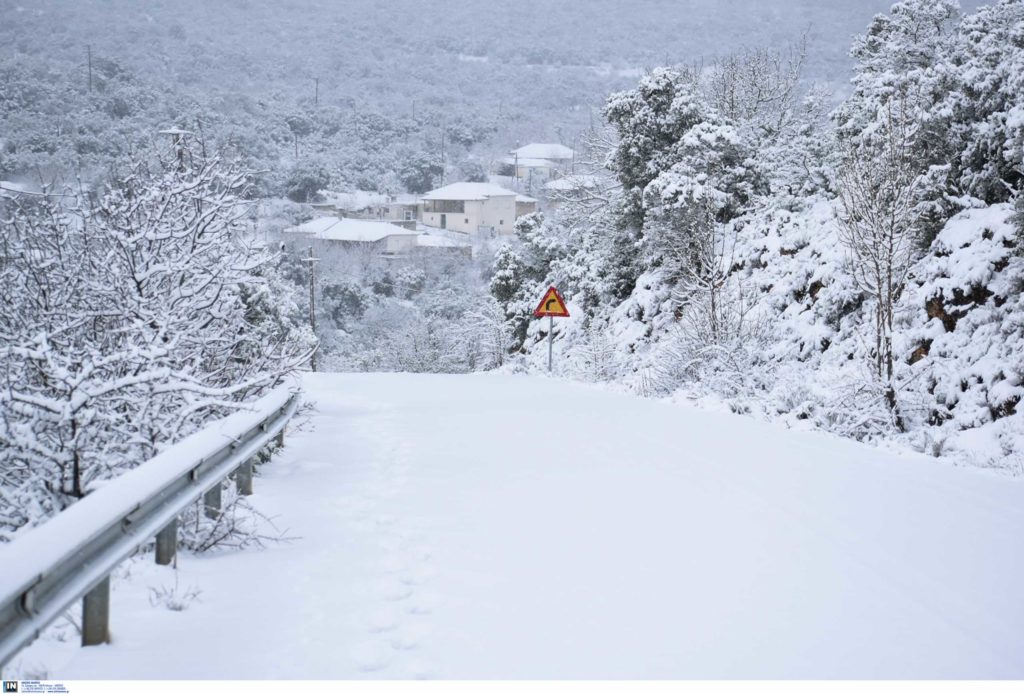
left=0, top=382, right=302, bottom=668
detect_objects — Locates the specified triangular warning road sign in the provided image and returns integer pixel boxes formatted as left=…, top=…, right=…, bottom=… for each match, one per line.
left=533, top=286, right=570, bottom=318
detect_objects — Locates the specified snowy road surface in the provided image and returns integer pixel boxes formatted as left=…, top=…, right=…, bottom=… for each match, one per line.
left=17, top=373, right=1024, bottom=678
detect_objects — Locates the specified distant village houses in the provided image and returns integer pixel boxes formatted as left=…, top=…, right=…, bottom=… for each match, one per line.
left=300, top=140, right=573, bottom=243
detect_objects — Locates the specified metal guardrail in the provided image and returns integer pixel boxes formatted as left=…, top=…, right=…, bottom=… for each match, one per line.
left=0, top=383, right=301, bottom=667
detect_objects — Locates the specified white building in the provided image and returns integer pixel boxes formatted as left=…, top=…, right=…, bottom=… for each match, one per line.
left=381, top=194, right=421, bottom=223
left=420, top=182, right=521, bottom=236
left=283, top=217, right=420, bottom=255
left=504, top=143, right=576, bottom=183
left=283, top=216, right=471, bottom=258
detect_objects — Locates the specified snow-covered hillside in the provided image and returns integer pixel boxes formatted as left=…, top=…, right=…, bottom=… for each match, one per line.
left=490, top=0, right=1024, bottom=477
left=12, top=373, right=1023, bottom=679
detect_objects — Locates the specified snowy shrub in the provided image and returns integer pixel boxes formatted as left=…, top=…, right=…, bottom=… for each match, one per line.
left=179, top=483, right=294, bottom=554
left=646, top=290, right=773, bottom=403
left=569, top=320, right=621, bottom=383
left=768, top=366, right=818, bottom=422
left=148, top=572, right=202, bottom=612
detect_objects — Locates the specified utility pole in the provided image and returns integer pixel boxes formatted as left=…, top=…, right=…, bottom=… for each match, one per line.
left=314, top=77, right=319, bottom=106
left=301, top=247, right=320, bottom=372
left=159, top=128, right=193, bottom=172
left=294, top=132, right=299, bottom=158
left=440, top=122, right=446, bottom=185
left=87, top=45, right=93, bottom=93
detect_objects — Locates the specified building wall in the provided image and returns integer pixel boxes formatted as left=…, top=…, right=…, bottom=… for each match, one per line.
left=421, top=199, right=483, bottom=234
left=382, top=234, right=419, bottom=254
left=512, top=158, right=573, bottom=182
left=479, top=195, right=516, bottom=235
left=516, top=200, right=537, bottom=218
left=283, top=234, right=415, bottom=260
left=281, top=237, right=376, bottom=270
left=514, top=164, right=553, bottom=181
left=384, top=203, right=420, bottom=222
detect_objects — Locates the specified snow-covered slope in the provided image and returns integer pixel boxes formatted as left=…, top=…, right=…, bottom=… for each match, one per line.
left=532, top=200, right=1023, bottom=474
left=13, top=373, right=1023, bottom=679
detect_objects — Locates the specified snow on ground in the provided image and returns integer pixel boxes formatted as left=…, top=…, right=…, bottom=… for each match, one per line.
left=11, top=373, right=1024, bottom=679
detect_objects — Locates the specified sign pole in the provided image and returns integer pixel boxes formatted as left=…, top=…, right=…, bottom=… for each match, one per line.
left=548, top=315, right=553, bottom=372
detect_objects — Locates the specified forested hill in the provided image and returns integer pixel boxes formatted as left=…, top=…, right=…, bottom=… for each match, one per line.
left=0, top=0, right=971, bottom=195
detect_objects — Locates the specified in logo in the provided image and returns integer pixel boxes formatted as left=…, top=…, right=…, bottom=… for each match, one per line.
left=3, top=682, right=17, bottom=693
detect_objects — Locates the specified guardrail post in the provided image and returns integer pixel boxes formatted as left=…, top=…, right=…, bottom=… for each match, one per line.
left=82, top=576, right=110, bottom=646
left=155, top=518, right=178, bottom=566
left=236, top=459, right=254, bottom=496
left=276, top=428, right=285, bottom=448
left=204, top=483, right=222, bottom=519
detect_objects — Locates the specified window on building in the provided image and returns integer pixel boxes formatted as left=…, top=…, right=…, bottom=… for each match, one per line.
left=424, top=199, right=464, bottom=214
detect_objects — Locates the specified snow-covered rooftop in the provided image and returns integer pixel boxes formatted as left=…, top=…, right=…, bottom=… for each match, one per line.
left=516, top=194, right=538, bottom=203
left=502, top=156, right=557, bottom=168
left=511, top=143, right=575, bottom=160
left=283, top=217, right=341, bottom=236
left=285, top=217, right=416, bottom=242
left=421, top=182, right=518, bottom=201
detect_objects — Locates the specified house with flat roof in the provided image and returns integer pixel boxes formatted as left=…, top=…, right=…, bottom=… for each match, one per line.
left=420, top=182, right=521, bottom=236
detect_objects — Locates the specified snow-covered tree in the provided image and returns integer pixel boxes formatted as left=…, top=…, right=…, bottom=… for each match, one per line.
left=489, top=242, right=537, bottom=352
left=0, top=146, right=313, bottom=538
left=935, top=0, right=1024, bottom=206
left=836, top=101, right=921, bottom=428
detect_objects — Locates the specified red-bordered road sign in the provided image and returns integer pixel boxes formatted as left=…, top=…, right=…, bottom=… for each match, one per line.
left=533, top=286, right=570, bottom=318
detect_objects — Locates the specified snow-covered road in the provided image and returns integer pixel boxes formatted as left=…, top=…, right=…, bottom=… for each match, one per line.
left=18, top=373, right=1024, bottom=678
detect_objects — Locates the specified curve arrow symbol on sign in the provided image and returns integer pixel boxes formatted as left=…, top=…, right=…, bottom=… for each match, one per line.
left=534, top=286, right=569, bottom=318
